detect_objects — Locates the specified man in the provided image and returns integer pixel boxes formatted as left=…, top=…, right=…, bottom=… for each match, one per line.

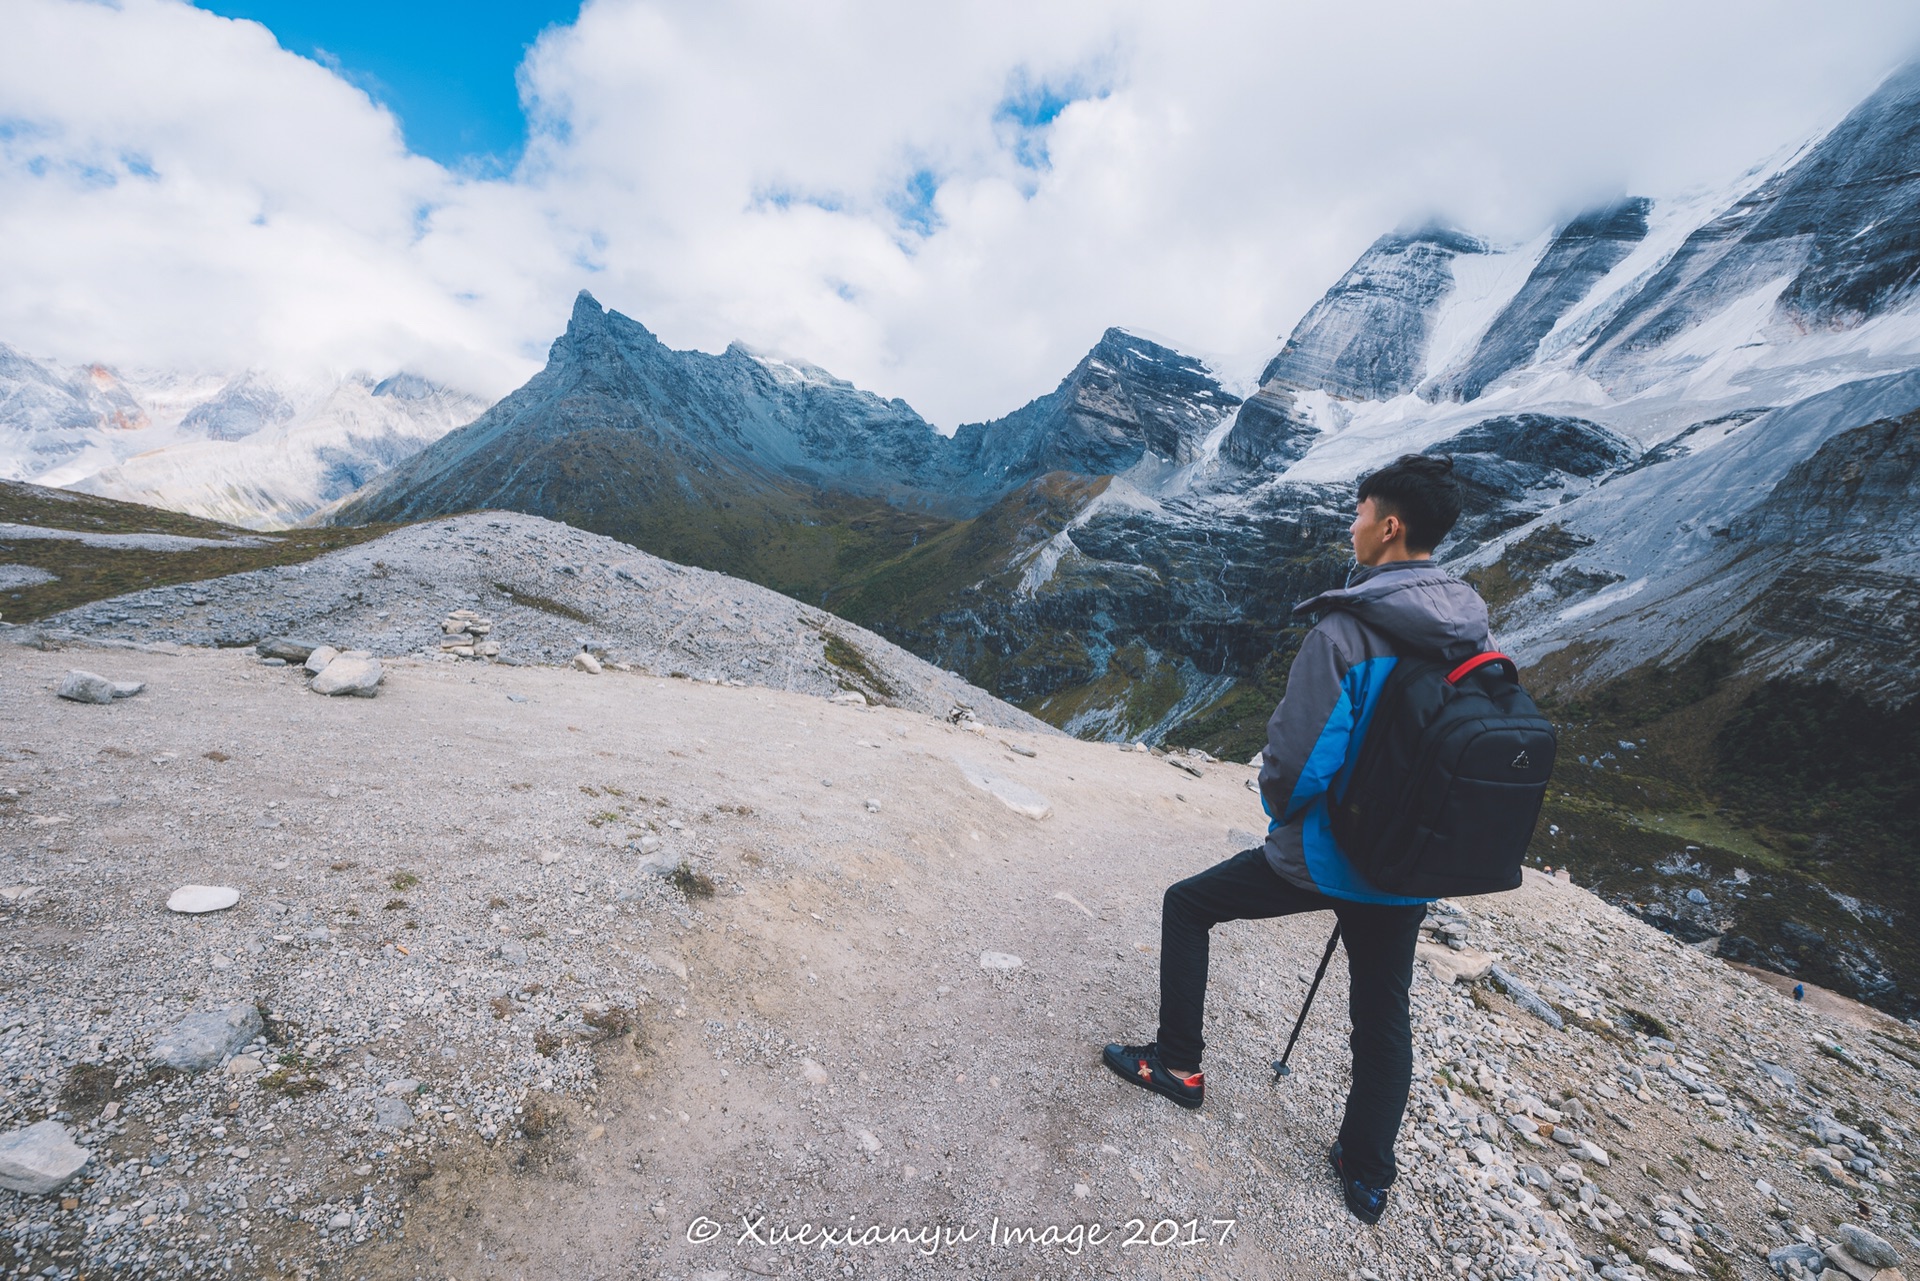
left=1101, top=453, right=1488, bottom=1225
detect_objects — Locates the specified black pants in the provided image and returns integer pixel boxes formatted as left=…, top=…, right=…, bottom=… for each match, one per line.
left=1155, top=846, right=1426, bottom=1189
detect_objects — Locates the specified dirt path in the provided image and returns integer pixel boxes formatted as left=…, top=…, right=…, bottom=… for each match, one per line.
left=3, top=638, right=1915, bottom=1281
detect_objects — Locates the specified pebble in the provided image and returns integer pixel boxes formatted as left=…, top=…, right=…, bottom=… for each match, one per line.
left=167, top=884, right=240, bottom=914
left=979, top=951, right=1023, bottom=971
left=0, top=1121, right=91, bottom=1195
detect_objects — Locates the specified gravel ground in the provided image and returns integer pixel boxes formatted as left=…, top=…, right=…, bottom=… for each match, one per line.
left=1, top=635, right=1916, bottom=1280
left=28, top=511, right=1053, bottom=732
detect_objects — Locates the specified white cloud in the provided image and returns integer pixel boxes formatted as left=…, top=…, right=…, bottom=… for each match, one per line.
left=3, top=0, right=1919, bottom=423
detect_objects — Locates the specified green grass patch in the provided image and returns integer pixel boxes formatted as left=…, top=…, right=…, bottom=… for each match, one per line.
left=0, top=480, right=400, bottom=625
left=491, top=581, right=597, bottom=625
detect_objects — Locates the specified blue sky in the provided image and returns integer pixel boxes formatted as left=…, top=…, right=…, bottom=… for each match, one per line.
left=192, top=1, right=578, bottom=169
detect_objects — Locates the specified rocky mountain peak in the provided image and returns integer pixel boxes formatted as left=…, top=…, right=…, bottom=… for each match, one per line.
left=949, top=327, right=1239, bottom=486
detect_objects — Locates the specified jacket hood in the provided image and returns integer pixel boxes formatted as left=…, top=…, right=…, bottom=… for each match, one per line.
left=1291, top=559, right=1491, bottom=661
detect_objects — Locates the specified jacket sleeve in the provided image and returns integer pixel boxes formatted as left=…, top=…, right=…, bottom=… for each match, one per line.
left=1258, top=625, right=1354, bottom=826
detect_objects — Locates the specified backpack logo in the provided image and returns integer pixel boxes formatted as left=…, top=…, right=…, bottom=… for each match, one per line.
left=1510, top=750, right=1532, bottom=771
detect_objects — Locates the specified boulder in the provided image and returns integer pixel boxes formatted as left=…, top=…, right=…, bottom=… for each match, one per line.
left=56, top=670, right=117, bottom=704
left=150, top=1003, right=263, bottom=1072
left=255, top=638, right=318, bottom=663
left=1837, top=1225, right=1901, bottom=1268
left=310, top=654, right=382, bottom=697
left=0, top=1121, right=90, bottom=1195
left=303, top=645, right=340, bottom=675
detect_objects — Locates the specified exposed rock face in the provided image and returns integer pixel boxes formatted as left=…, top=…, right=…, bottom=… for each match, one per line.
left=1218, top=382, right=1318, bottom=471
left=949, top=328, right=1239, bottom=484
left=0, top=344, right=148, bottom=476
left=1735, top=411, right=1920, bottom=547
left=1433, top=198, right=1651, bottom=401
left=1583, top=62, right=1920, bottom=377
left=1250, top=225, right=1488, bottom=402
left=179, top=373, right=295, bottom=442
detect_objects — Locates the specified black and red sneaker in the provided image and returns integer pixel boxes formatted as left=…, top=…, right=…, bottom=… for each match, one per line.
left=1101, top=1041, right=1204, bottom=1109
left=1329, top=1142, right=1388, bottom=1225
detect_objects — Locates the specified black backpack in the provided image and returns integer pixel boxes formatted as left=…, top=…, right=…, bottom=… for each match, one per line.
left=1329, top=651, right=1556, bottom=898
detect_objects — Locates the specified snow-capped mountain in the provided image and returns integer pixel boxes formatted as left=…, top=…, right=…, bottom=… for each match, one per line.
left=0, top=346, right=490, bottom=528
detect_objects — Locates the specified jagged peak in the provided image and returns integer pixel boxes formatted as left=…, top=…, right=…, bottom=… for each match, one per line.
left=568, top=289, right=605, bottom=331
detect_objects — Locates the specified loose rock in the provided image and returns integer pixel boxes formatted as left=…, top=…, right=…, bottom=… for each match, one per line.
left=166, top=884, right=240, bottom=914
left=0, top=1121, right=91, bottom=1195
left=310, top=653, right=382, bottom=697
left=150, top=1002, right=264, bottom=1072
left=55, top=670, right=118, bottom=704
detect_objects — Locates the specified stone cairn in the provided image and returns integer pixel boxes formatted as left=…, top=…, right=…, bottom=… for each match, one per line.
left=439, top=610, right=500, bottom=660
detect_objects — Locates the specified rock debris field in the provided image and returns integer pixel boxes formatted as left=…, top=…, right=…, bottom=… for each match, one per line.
left=25, top=511, right=1051, bottom=732
left=0, top=524, right=1916, bottom=1281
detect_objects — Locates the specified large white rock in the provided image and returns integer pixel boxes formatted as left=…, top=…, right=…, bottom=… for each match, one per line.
left=310, top=654, right=382, bottom=697
left=151, top=1003, right=263, bottom=1072
left=572, top=651, right=602, bottom=674
left=167, top=885, right=239, bottom=914
left=0, top=1121, right=91, bottom=1195
left=1417, top=941, right=1496, bottom=984
left=56, top=670, right=117, bottom=704
left=953, top=757, right=1051, bottom=819
left=303, top=645, right=340, bottom=675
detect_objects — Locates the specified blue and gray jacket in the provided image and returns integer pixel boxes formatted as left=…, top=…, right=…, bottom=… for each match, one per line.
left=1258, top=559, right=1494, bottom=905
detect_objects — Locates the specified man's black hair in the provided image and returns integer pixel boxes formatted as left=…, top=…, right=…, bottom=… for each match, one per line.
left=1356, top=454, right=1462, bottom=554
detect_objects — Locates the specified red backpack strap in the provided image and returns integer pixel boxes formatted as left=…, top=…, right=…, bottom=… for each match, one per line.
left=1445, top=651, right=1515, bottom=684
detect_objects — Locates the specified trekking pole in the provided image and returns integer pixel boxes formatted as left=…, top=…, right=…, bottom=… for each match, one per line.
left=1271, top=923, right=1342, bottom=1081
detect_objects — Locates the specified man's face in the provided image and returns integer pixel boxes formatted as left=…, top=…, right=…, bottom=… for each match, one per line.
left=1350, top=496, right=1400, bottom=566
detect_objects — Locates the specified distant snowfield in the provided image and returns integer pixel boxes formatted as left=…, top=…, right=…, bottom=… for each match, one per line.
left=0, top=349, right=492, bottom=529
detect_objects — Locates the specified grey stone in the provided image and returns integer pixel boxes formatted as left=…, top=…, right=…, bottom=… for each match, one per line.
left=110, top=679, right=144, bottom=697
left=1836, top=1224, right=1900, bottom=1267
left=1489, top=964, right=1566, bottom=1030
left=497, top=939, right=528, bottom=966
left=303, top=645, right=340, bottom=675
left=372, top=1097, right=415, bottom=1131
left=151, top=1003, right=264, bottom=1072
left=1685, top=888, right=1709, bottom=905
left=0, top=1121, right=91, bottom=1194
left=979, top=950, right=1023, bottom=970
left=310, top=654, right=382, bottom=697
left=56, top=670, right=117, bottom=704
left=255, top=637, right=318, bottom=662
